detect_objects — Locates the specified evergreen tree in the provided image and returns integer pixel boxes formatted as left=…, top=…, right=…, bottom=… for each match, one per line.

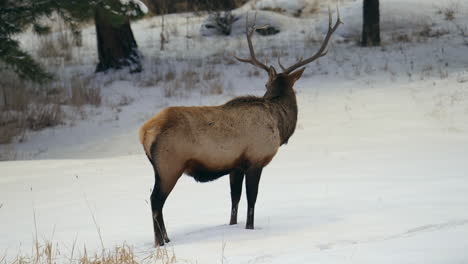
left=0, top=0, right=146, bottom=82
left=0, top=1, right=56, bottom=82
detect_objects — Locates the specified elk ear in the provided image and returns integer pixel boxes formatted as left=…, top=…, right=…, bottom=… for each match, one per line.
left=289, top=68, right=305, bottom=83
left=268, top=66, right=277, bottom=79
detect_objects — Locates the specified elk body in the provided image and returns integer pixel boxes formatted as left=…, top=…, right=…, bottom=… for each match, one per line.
left=139, top=11, right=341, bottom=246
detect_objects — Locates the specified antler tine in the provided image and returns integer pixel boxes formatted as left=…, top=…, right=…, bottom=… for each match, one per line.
left=282, top=7, right=343, bottom=74
left=277, top=56, right=286, bottom=71
left=234, top=13, right=270, bottom=73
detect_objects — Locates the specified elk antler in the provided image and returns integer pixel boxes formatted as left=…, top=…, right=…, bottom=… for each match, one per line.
left=234, top=13, right=270, bottom=73
left=280, top=7, right=343, bottom=74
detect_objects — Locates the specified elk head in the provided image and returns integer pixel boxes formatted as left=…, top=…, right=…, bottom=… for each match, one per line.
left=234, top=9, right=342, bottom=98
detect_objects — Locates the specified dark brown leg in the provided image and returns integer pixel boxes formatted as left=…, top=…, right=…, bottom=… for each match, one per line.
left=157, top=212, right=170, bottom=243
left=245, top=167, right=262, bottom=229
left=150, top=180, right=167, bottom=246
left=229, top=169, right=245, bottom=225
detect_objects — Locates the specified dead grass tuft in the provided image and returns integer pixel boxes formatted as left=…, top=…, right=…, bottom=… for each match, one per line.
left=37, top=34, right=73, bottom=63
left=391, top=32, right=412, bottom=43
left=248, top=70, right=260, bottom=77
left=202, top=68, right=220, bottom=81
left=164, top=71, right=176, bottom=82
left=36, top=20, right=76, bottom=64
left=70, top=76, right=101, bottom=107
left=390, top=24, right=450, bottom=43
left=206, top=80, right=224, bottom=95
left=0, top=72, right=66, bottom=144
left=25, top=104, right=64, bottom=131
left=0, top=73, right=30, bottom=112
left=435, top=1, right=460, bottom=21
left=164, top=80, right=182, bottom=98
left=0, top=71, right=104, bottom=145
left=4, top=240, right=176, bottom=264
left=0, top=117, right=22, bottom=144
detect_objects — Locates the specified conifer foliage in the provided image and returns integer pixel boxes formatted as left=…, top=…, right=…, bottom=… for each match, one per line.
left=0, top=0, right=146, bottom=83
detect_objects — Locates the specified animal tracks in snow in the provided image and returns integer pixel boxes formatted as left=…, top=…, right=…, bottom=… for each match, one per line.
left=317, top=240, right=358, bottom=250
left=388, top=219, right=468, bottom=240
left=316, top=219, right=468, bottom=251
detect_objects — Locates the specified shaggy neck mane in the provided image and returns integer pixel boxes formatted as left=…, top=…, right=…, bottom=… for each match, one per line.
left=223, top=89, right=298, bottom=145
left=267, top=89, right=298, bottom=145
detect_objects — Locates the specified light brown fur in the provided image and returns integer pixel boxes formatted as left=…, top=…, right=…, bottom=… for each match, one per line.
left=139, top=108, right=171, bottom=157
left=140, top=103, right=281, bottom=186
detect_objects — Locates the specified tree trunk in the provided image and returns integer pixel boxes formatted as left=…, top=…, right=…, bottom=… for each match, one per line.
left=361, top=0, right=380, bottom=46
left=94, top=3, right=142, bottom=73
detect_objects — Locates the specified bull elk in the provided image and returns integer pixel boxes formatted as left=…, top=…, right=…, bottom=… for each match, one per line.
left=139, top=10, right=342, bottom=246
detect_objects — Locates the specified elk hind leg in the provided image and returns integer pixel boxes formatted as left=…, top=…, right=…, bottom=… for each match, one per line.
left=150, top=167, right=179, bottom=246
left=150, top=171, right=166, bottom=246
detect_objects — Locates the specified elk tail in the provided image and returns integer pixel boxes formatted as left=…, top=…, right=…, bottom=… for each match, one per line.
left=139, top=126, right=160, bottom=164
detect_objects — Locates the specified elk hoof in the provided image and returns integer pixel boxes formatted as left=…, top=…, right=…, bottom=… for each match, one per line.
left=245, top=224, right=254, bottom=230
left=154, top=232, right=165, bottom=247
left=155, top=240, right=165, bottom=247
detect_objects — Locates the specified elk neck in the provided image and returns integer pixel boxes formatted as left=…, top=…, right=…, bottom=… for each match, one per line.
left=264, top=85, right=298, bottom=145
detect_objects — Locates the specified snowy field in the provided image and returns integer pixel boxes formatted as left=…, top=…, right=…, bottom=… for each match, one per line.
left=1, top=0, right=468, bottom=263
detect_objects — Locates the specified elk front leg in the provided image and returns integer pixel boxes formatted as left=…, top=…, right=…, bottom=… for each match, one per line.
left=245, top=167, right=262, bottom=229
left=229, top=169, right=245, bottom=225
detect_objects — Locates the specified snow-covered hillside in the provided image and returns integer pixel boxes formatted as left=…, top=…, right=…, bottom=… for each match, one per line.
left=1, top=0, right=468, bottom=263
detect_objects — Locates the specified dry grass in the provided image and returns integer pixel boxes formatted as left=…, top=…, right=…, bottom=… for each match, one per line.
left=0, top=103, right=63, bottom=144
left=163, top=66, right=226, bottom=97
left=70, top=76, right=101, bottom=107
left=436, top=2, right=459, bottom=21
left=0, top=70, right=103, bottom=145
left=248, top=70, right=260, bottom=77
left=164, top=71, right=176, bottom=82
left=0, top=73, right=30, bottom=112
left=36, top=20, right=77, bottom=64
left=0, top=117, right=23, bottom=144
left=163, top=79, right=182, bottom=97
left=389, top=24, right=450, bottom=43
left=25, top=104, right=64, bottom=131
left=3, top=240, right=176, bottom=264
left=0, top=72, right=66, bottom=144
left=139, top=72, right=163, bottom=88
left=181, top=70, right=200, bottom=89
left=205, top=80, right=224, bottom=95
left=1, top=198, right=176, bottom=264
left=259, top=0, right=319, bottom=17
left=391, top=32, right=412, bottom=43
left=302, top=0, right=320, bottom=17
left=37, top=33, right=73, bottom=63
left=202, top=67, right=220, bottom=81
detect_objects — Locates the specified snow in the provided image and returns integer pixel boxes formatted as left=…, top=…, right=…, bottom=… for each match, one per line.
left=120, top=0, right=148, bottom=15
left=329, top=0, right=468, bottom=38
left=201, top=11, right=289, bottom=36
left=254, top=0, right=307, bottom=15
left=1, top=0, right=468, bottom=263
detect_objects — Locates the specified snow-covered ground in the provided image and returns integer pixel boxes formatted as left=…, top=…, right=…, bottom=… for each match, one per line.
left=1, top=0, right=468, bottom=263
